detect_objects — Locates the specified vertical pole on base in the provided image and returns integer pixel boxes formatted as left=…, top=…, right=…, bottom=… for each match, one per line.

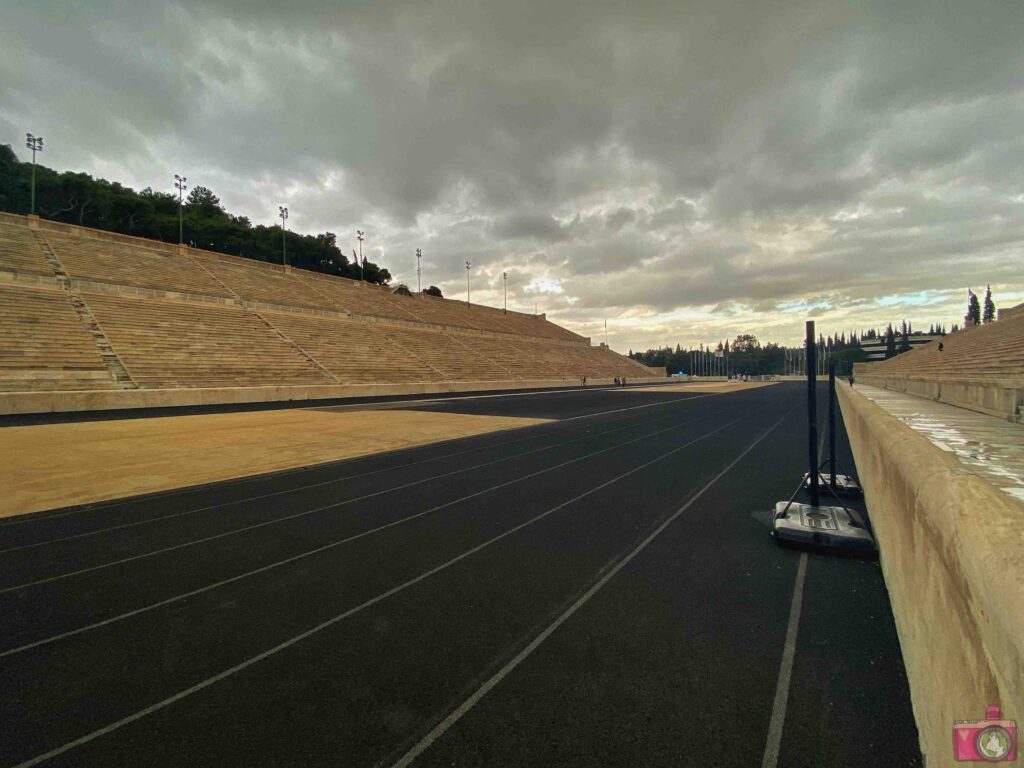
left=829, top=362, right=837, bottom=493
left=806, top=320, right=819, bottom=508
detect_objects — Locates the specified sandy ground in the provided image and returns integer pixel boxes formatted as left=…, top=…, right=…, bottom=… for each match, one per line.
left=0, top=408, right=549, bottom=517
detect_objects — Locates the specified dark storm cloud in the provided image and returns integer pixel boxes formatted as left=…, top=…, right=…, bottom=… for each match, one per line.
left=2, top=0, right=1022, bottom=349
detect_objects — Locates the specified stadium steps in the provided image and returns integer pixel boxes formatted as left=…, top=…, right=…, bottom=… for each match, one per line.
left=249, top=310, right=341, bottom=384
left=862, top=312, right=1024, bottom=380
left=261, top=311, right=443, bottom=384
left=81, top=292, right=332, bottom=389
left=0, top=220, right=54, bottom=276
left=377, top=325, right=512, bottom=381
left=33, top=231, right=137, bottom=389
left=43, top=229, right=233, bottom=298
left=0, top=283, right=118, bottom=392
left=198, top=258, right=338, bottom=312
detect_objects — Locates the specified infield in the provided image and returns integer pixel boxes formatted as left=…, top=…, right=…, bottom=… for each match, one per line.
left=0, top=408, right=549, bottom=518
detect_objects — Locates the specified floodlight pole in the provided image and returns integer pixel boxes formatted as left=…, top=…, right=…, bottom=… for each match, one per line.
left=278, top=206, right=289, bottom=265
left=357, top=230, right=365, bottom=281
left=25, top=134, right=44, bottom=215
left=604, top=318, right=608, bottom=346
left=465, top=261, right=471, bottom=306
left=503, top=271, right=507, bottom=314
left=174, top=174, right=187, bottom=245
left=806, top=320, right=819, bottom=507
left=416, top=249, right=422, bottom=293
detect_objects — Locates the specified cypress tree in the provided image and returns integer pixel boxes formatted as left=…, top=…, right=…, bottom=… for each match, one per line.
left=983, top=285, right=996, bottom=323
left=966, top=290, right=981, bottom=326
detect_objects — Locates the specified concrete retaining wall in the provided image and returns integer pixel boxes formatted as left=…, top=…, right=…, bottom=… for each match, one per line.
left=0, top=377, right=677, bottom=416
left=853, top=367, right=1023, bottom=422
left=838, top=384, right=1024, bottom=766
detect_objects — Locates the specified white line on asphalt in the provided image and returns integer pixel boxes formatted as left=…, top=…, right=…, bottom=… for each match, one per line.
left=0, top=391, right=720, bottom=538
left=0, top=410, right=724, bottom=654
left=1, top=406, right=713, bottom=593
left=387, top=409, right=792, bottom=768
left=8, top=407, right=758, bottom=768
left=760, top=552, right=808, bottom=768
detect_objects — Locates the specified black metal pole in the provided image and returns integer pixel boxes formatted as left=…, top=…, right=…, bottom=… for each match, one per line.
left=806, top=320, right=819, bottom=507
left=829, top=362, right=837, bottom=493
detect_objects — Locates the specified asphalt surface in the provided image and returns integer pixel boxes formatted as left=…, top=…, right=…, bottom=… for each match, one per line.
left=0, top=382, right=921, bottom=767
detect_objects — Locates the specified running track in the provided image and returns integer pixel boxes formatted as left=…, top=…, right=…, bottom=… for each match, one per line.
left=0, top=383, right=921, bottom=767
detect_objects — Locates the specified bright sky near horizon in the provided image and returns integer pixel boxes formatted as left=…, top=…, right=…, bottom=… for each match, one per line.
left=2, top=1, right=1022, bottom=352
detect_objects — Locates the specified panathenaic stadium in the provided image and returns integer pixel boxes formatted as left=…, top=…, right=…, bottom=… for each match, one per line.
left=1, top=208, right=1022, bottom=768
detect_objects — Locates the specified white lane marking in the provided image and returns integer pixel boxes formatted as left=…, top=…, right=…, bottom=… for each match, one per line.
left=388, top=409, right=792, bottom=768
left=1, top=405, right=717, bottom=593
left=0, top=409, right=723, bottom=654
left=0, top=391, right=718, bottom=538
left=760, top=552, right=808, bottom=768
left=8, top=409, right=757, bottom=768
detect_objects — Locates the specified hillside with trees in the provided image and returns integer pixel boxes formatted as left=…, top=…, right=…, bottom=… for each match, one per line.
left=0, top=144, right=392, bottom=284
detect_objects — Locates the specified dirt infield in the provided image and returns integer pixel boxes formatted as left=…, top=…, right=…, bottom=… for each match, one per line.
left=0, top=409, right=549, bottom=518
left=625, top=381, right=777, bottom=394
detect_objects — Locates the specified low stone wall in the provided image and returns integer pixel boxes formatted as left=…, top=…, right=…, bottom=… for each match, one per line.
left=0, top=377, right=678, bottom=416
left=853, top=367, right=1023, bottom=422
left=838, top=384, right=1024, bottom=765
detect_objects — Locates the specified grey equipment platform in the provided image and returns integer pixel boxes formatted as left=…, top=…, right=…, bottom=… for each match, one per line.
left=772, top=501, right=876, bottom=555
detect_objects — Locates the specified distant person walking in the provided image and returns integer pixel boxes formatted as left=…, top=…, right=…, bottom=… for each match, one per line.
left=849, top=373, right=854, bottom=388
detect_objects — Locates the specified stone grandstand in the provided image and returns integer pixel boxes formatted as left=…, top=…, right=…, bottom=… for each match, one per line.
left=842, top=304, right=1024, bottom=758
left=853, top=304, right=1024, bottom=422
left=0, top=212, right=661, bottom=413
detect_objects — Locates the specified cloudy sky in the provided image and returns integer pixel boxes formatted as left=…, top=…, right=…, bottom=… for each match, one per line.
left=2, top=1, right=1022, bottom=352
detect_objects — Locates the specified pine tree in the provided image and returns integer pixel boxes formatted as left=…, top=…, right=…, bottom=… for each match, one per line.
left=884, top=324, right=896, bottom=359
left=983, top=285, right=996, bottom=323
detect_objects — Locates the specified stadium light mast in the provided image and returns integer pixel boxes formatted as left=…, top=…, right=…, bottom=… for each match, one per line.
left=416, top=248, right=422, bottom=293
left=502, top=271, right=507, bottom=314
left=357, top=230, right=365, bottom=281
left=604, top=318, right=608, bottom=346
left=278, top=206, right=289, bottom=265
left=465, top=260, right=471, bottom=306
left=25, top=134, right=43, bottom=215
left=174, top=174, right=187, bottom=245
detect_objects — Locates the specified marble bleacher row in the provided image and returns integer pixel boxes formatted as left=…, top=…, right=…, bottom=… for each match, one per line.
left=35, top=225, right=584, bottom=341
left=861, top=311, right=1024, bottom=380
left=0, top=215, right=656, bottom=391
left=0, top=283, right=117, bottom=391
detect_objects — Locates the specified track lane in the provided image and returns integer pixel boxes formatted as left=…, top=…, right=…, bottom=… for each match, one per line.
left=0, top=388, right=710, bottom=542
left=1, top=406, right=732, bottom=650
left=0, top=393, right=782, bottom=765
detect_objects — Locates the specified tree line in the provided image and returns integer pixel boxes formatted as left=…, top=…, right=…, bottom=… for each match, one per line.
left=0, top=144, right=423, bottom=289
left=629, top=321, right=964, bottom=375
